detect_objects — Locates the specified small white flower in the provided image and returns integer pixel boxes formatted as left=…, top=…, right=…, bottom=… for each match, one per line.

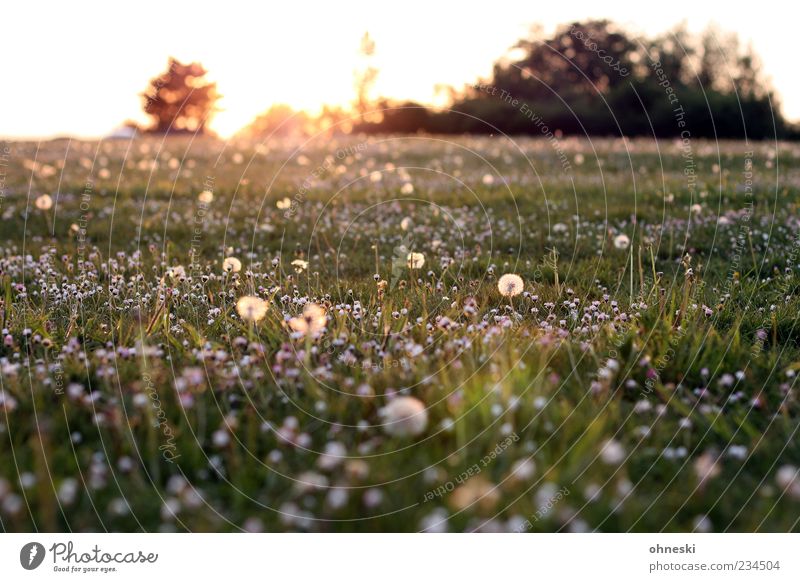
left=276, top=197, right=292, bottom=210
left=614, top=234, right=630, bottom=249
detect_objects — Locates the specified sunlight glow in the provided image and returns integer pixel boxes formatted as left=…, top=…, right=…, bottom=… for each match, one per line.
left=2, top=1, right=796, bottom=138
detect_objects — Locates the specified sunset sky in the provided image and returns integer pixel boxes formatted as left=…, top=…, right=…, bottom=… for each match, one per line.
left=3, top=0, right=795, bottom=139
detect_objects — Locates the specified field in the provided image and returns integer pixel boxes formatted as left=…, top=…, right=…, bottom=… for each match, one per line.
left=1, top=134, right=800, bottom=532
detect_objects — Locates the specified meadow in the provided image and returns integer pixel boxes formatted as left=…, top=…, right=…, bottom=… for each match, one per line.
left=1, top=134, right=799, bottom=532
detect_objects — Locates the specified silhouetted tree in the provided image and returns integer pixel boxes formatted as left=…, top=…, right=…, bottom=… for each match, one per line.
left=357, top=20, right=791, bottom=139
left=239, top=104, right=309, bottom=138
left=141, top=58, right=219, bottom=134
left=353, top=32, right=379, bottom=121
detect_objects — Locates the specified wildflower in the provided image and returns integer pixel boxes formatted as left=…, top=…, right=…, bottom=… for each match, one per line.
left=380, top=396, right=428, bottom=437
left=553, top=222, right=568, bottom=234
left=222, top=257, right=242, bottom=273
left=289, top=303, right=327, bottom=338
left=694, top=452, right=720, bottom=487
left=600, top=439, right=625, bottom=465
left=407, top=252, right=425, bottom=269
left=198, top=190, right=214, bottom=204
left=291, top=259, right=309, bottom=272
left=400, top=217, right=413, bottom=231
left=775, top=465, right=800, bottom=499
left=450, top=477, right=500, bottom=512
left=401, top=182, right=414, bottom=194
left=613, top=234, right=630, bottom=249
left=276, top=197, right=291, bottom=210
left=497, top=274, right=524, bottom=297
left=35, top=194, right=53, bottom=210
left=167, top=265, right=187, bottom=280
left=236, top=296, right=268, bottom=322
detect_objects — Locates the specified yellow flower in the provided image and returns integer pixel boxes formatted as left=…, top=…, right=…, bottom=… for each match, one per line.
left=497, top=273, right=524, bottom=297
left=236, top=296, right=268, bottom=322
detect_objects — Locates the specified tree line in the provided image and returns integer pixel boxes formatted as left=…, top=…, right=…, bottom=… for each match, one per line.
left=138, top=21, right=796, bottom=140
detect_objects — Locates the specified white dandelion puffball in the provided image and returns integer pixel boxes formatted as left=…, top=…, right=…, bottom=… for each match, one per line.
left=381, top=396, right=428, bottom=438
left=401, top=182, right=414, bottom=195
left=276, top=197, right=291, bottom=210
left=291, top=259, right=309, bottom=272
left=289, top=303, right=327, bottom=337
left=400, top=217, right=413, bottom=231
left=236, top=296, right=268, bottom=322
left=35, top=194, right=53, bottom=210
left=198, top=190, right=214, bottom=204
left=497, top=274, right=524, bottom=297
left=167, top=265, right=187, bottom=280
left=223, top=257, right=242, bottom=273
left=613, top=234, right=630, bottom=249
left=407, top=252, right=425, bottom=269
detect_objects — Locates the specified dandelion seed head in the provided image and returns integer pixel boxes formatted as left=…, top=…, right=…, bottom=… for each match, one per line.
left=614, top=234, right=630, bottom=249
left=407, top=252, right=425, bottom=269
left=223, top=257, right=242, bottom=273
left=289, top=303, right=327, bottom=337
left=236, top=296, right=268, bottom=322
left=380, top=396, right=428, bottom=437
left=497, top=273, right=524, bottom=297
left=35, top=194, right=53, bottom=210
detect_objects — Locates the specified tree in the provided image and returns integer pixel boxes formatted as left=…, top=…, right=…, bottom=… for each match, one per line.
left=239, top=104, right=309, bottom=139
left=141, top=58, right=219, bottom=134
left=353, top=32, right=379, bottom=120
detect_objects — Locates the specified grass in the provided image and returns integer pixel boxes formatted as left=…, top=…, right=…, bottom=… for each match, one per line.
left=0, top=135, right=799, bottom=532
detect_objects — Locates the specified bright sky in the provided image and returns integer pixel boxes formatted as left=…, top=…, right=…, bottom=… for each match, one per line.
left=2, top=1, right=795, bottom=139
